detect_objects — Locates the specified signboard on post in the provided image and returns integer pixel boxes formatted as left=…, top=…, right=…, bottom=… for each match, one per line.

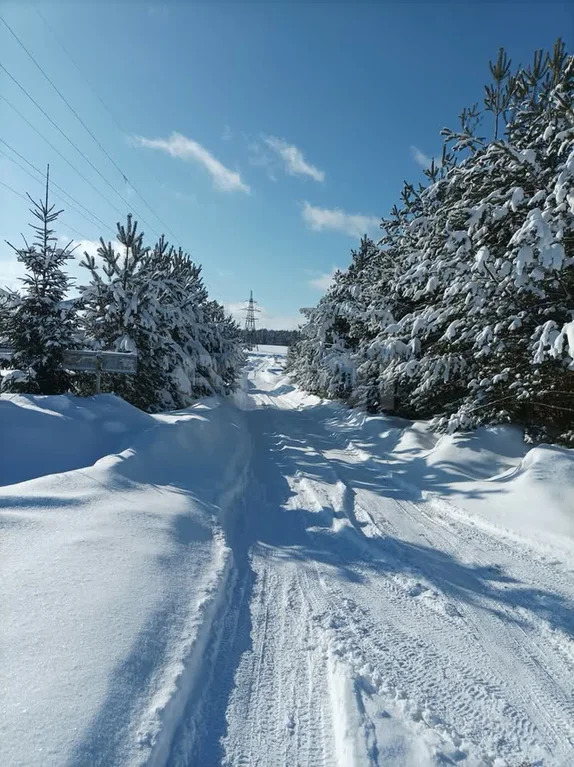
left=62, top=350, right=138, bottom=374
left=0, top=347, right=137, bottom=395
left=62, top=350, right=138, bottom=394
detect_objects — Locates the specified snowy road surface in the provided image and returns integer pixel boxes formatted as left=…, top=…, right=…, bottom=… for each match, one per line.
left=165, top=351, right=574, bottom=767
left=2, top=348, right=574, bottom=766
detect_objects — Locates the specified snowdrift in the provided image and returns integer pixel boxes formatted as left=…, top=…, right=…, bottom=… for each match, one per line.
left=327, top=406, right=574, bottom=552
left=0, top=394, right=250, bottom=767
left=0, top=393, right=154, bottom=486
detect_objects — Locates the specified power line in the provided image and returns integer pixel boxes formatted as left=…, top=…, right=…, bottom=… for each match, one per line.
left=0, top=60, right=160, bottom=238
left=0, top=178, right=29, bottom=204
left=0, top=178, right=89, bottom=241
left=35, top=8, right=127, bottom=137
left=0, top=144, right=116, bottom=238
left=4, top=14, right=182, bottom=246
left=0, top=138, right=116, bottom=236
left=0, top=93, right=126, bottom=221
left=35, top=7, right=182, bottom=245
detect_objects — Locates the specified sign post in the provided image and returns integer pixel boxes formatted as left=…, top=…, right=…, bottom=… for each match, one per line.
left=1, top=347, right=138, bottom=394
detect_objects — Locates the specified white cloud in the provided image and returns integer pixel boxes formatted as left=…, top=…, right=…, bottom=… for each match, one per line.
left=224, top=301, right=300, bottom=331
left=301, top=201, right=379, bottom=238
left=308, top=266, right=340, bottom=291
left=410, top=145, right=432, bottom=168
left=132, top=132, right=250, bottom=193
left=264, top=136, right=325, bottom=182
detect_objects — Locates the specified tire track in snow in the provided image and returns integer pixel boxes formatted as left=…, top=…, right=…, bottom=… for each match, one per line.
left=293, top=402, right=574, bottom=761
left=265, top=366, right=572, bottom=762
left=165, top=351, right=574, bottom=767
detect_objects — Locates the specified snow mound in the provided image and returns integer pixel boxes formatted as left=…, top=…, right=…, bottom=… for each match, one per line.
left=326, top=403, right=574, bottom=549
left=0, top=393, right=154, bottom=486
left=449, top=444, right=574, bottom=547
left=0, top=395, right=250, bottom=767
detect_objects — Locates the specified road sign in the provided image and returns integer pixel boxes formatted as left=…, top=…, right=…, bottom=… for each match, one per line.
left=0, top=346, right=137, bottom=394
left=62, top=350, right=137, bottom=374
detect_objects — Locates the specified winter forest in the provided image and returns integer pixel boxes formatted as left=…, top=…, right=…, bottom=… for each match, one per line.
left=1, top=41, right=573, bottom=441
left=0, top=181, right=245, bottom=411
left=289, top=41, right=574, bottom=445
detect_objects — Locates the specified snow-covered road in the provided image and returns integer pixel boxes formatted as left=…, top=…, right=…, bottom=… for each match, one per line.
left=2, top=348, right=574, bottom=766
left=167, top=351, right=574, bottom=766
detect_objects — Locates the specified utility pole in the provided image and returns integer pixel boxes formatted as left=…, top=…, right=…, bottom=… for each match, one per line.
left=243, top=290, right=260, bottom=350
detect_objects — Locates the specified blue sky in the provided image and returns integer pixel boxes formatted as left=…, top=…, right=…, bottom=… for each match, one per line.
left=1, top=2, right=571, bottom=328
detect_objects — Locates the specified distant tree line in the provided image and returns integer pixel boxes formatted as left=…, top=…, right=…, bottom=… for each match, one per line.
left=246, top=328, right=300, bottom=346
left=288, top=41, right=574, bottom=444
left=0, top=174, right=245, bottom=411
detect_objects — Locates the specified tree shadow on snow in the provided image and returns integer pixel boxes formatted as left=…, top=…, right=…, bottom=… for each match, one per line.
left=243, top=405, right=574, bottom=641
left=180, top=399, right=574, bottom=765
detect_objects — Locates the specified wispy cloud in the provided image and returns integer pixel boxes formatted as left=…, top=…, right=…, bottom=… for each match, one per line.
left=410, top=145, right=432, bottom=168
left=225, top=301, right=300, bottom=331
left=132, top=132, right=250, bottom=193
left=248, top=140, right=277, bottom=182
left=308, top=266, right=340, bottom=291
left=222, top=125, right=233, bottom=142
left=264, top=136, right=324, bottom=182
left=302, top=202, right=379, bottom=238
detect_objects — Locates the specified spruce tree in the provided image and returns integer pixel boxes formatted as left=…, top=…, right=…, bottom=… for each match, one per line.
left=79, top=219, right=245, bottom=411
left=2, top=168, right=76, bottom=394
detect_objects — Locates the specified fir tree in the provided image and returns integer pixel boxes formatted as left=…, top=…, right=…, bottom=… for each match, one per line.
left=79, top=218, right=245, bottom=411
left=2, top=168, right=76, bottom=394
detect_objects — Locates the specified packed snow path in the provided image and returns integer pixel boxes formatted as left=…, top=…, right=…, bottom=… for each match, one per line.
left=166, top=351, right=574, bottom=767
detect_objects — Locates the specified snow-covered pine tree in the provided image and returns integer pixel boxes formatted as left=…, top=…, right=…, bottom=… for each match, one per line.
left=289, top=236, right=382, bottom=400
left=202, top=299, right=245, bottom=394
left=146, top=238, right=220, bottom=407
left=377, top=41, right=574, bottom=441
left=79, top=214, right=166, bottom=409
left=292, top=40, right=574, bottom=444
left=2, top=168, right=77, bottom=394
left=143, top=236, right=206, bottom=408
left=79, top=219, right=245, bottom=411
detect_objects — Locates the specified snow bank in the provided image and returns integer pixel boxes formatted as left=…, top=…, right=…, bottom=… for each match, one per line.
left=252, top=348, right=574, bottom=550
left=0, top=393, right=154, bottom=486
left=0, top=395, right=250, bottom=767
left=447, top=443, right=574, bottom=549
left=329, top=405, right=574, bottom=552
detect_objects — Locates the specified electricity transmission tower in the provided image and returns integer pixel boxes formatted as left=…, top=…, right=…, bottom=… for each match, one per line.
left=243, top=290, right=260, bottom=350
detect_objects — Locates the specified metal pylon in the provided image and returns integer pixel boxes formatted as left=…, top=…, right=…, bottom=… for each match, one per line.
left=243, top=290, right=260, bottom=350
